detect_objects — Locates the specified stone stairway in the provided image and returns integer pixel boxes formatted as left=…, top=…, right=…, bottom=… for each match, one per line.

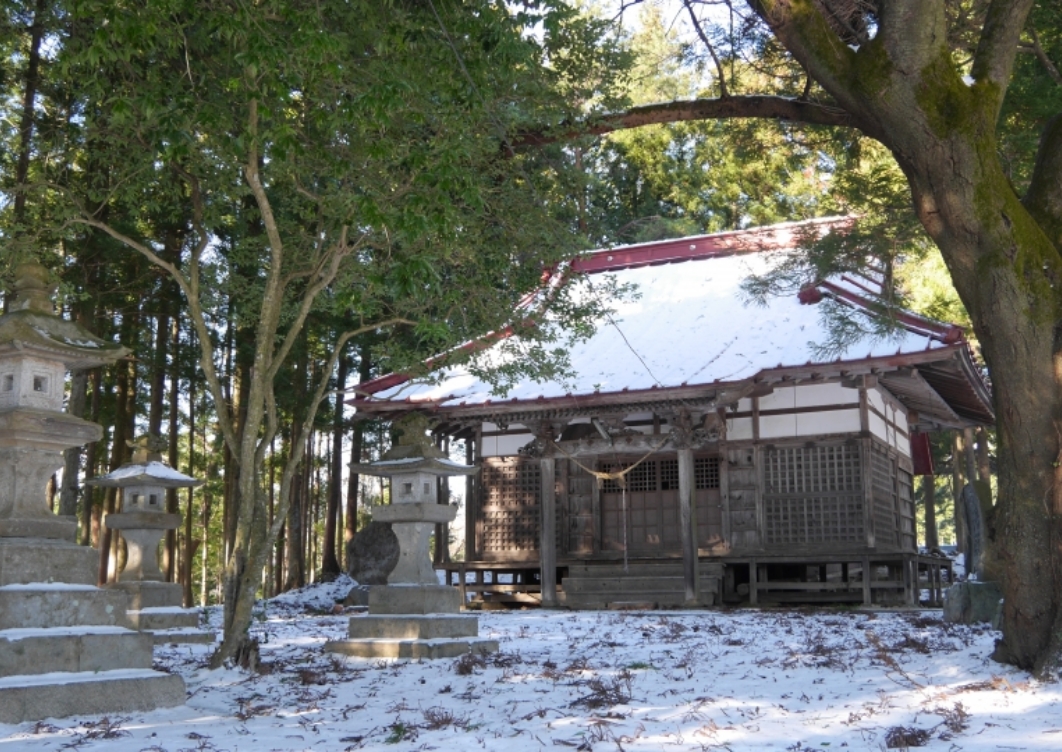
left=0, top=581, right=186, bottom=724
left=561, top=560, right=722, bottom=609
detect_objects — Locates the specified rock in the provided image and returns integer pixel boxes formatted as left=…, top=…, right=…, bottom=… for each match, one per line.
left=344, top=521, right=399, bottom=585
left=943, top=581, right=1003, bottom=625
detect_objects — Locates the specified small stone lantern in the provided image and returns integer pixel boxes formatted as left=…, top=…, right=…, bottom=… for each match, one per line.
left=326, top=414, right=497, bottom=659
left=87, top=435, right=202, bottom=615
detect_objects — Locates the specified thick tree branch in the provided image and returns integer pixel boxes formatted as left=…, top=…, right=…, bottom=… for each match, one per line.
left=1023, top=113, right=1062, bottom=254
left=878, top=0, right=947, bottom=71
left=743, top=0, right=858, bottom=94
left=66, top=215, right=242, bottom=458
left=511, top=94, right=854, bottom=147
left=971, top=0, right=1034, bottom=119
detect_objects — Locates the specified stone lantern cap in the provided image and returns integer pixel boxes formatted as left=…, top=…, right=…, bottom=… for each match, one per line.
left=351, top=413, right=477, bottom=478
left=87, top=435, right=203, bottom=490
left=0, top=261, right=130, bottom=371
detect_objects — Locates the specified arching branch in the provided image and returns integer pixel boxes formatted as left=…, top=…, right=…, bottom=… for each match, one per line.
left=511, top=94, right=854, bottom=147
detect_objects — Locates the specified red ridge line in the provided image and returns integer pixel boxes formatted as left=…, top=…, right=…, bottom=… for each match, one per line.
left=816, top=280, right=964, bottom=343
left=571, top=218, right=849, bottom=274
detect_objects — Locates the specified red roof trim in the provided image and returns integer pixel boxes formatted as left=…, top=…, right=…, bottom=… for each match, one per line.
left=816, top=280, right=964, bottom=344
left=570, top=216, right=851, bottom=274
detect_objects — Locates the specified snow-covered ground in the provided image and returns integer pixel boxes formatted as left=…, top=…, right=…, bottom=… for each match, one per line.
left=2, top=576, right=1058, bottom=751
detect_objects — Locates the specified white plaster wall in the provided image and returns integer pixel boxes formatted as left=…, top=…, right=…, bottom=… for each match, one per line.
left=869, top=412, right=888, bottom=442
left=480, top=432, right=533, bottom=457
left=727, top=416, right=754, bottom=440
left=794, top=381, right=858, bottom=408
left=760, top=413, right=797, bottom=439
left=795, top=408, right=860, bottom=436
left=867, top=388, right=885, bottom=415
left=758, top=386, right=795, bottom=412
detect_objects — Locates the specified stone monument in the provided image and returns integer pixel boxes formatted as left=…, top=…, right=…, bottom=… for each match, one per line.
left=87, top=434, right=212, bottom=643
left=326, top=414, right=498, bottom=659
left=0, top=261, right=185, bottom=723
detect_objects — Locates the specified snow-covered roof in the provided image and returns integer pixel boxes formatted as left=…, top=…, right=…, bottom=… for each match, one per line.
left=354, top=220, right=991, bottom=424
left=86, top=460, right=203, bottom=488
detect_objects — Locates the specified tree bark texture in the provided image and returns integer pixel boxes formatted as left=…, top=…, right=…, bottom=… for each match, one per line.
left=744, top=0, right=1062, bottom=675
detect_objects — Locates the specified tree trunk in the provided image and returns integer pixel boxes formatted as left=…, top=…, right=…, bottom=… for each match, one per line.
left=320, top=354, right=348, bottom=579
left=165, top=316, right=180, bottom=581
left=976, top=426, right=992, bottom=486
left=923, top=474, right=938, bottom=551
left=80, top=368, right=102, bottom=546
left=98, top=319, right=137, bottom=585
left=58, top=369, right=88, bottom=517
left=345, top=344, right=373, bottom=545
left=9, top=0, right=46, bottom=236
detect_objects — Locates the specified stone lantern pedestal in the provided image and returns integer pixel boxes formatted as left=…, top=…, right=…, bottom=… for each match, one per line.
left=0, top=262, right=185, bottom=723
left=326, top=415, right=498, bottom=659
left=87, top=436, right=212, bottom=644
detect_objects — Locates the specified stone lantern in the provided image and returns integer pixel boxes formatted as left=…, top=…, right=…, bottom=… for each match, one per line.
left=86, top=435, right=210, bottom=642
left=0, top=261, right=186, bottom=723
left=0, top=261, right=128, bottom=548
left=326, top=414, right=498, bottom=659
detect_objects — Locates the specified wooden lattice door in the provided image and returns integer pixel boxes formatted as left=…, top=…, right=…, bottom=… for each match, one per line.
left=599, top=458, right=679, bottom=555
left=564, top=459, right=595, bottom=554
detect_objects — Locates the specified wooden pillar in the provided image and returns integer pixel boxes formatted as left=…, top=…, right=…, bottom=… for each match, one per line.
left=677, top=447, right=699, bottom=606
left=861, top=556, right=872, bottom=605
left=539, top=456, right=558, bottom=607
left=749, top=559, right=758, bottom=606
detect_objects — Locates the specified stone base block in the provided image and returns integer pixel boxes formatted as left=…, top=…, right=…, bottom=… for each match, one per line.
left=325, top=637, right=499, bottom=660
left=0, top=669, right=186, bottom=724
left=0, top=517, right=77, bottom=541
left=0, top=627, right=153, bottom=677
left=149, top=628, right=216, bottom=646
left=0, top=538, right=97, bottom=587
left=346, top=614, right=480, bottom=640
left=128, top=607, right=200, bottom=631
left=111, top=581, right=182, bottom=611
left=0, top=585, right=131, bottom=630
left=368, top=585, right=461, bottom=615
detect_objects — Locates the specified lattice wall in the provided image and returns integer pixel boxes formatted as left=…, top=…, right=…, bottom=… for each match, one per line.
left=479, top=457, right=541, bottom=558
left=763, top=444, right=864, bottom=548
left=870, top=447, right=898, bottom=548
left=695, top=457, right=720, bottom=489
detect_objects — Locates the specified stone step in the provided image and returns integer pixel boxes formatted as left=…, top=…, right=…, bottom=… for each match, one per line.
left=346, top=614, right=479, bottom=640
left=0, top=585, right=130, bottom=630
left=0, top=626, right=153, bottom=678
left=326, top=637, right=500, bottom=660
left=148, top=628, right=216, bottom=646
left=0, top=669, right=186, bottom=724
left=127, top=607, right=200, bottom=631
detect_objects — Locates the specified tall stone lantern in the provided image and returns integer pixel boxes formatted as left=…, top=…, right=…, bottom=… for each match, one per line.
left=326, top=414, right=498, bottom=659
left=0, top=261, right=186, bottom=723
left=0, top=261, right=128, bottom=574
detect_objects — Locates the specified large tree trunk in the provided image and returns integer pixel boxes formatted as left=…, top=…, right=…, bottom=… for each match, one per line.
left=744, top=0, right=1062, bottom=676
